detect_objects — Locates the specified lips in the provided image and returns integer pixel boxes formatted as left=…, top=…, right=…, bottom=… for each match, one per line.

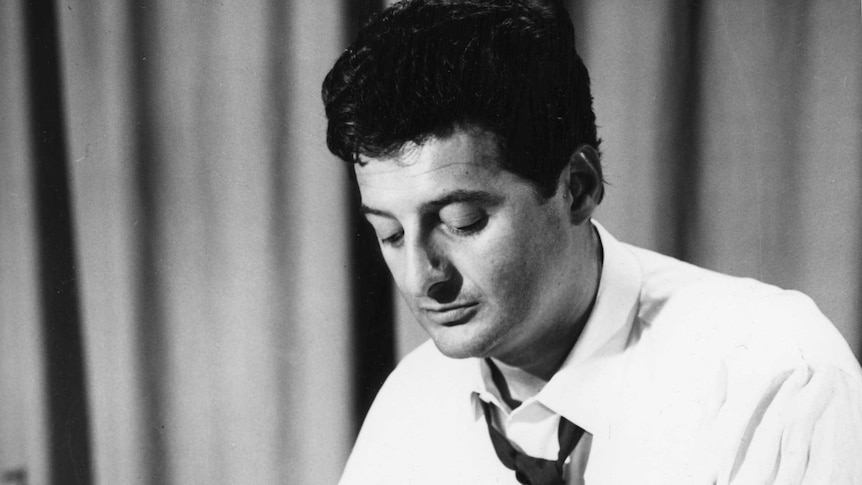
left=420, top=302, right=480, bottom=326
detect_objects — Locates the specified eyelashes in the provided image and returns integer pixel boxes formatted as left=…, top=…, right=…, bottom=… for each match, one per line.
left=439, top=204, right=486, bottom=232
left=376, top=214, right=488, bottom=248
left=442, top=214, right=488, bottom=236
left=377, top=218, right=486, bottom=248
left=381, top=230, right=404, bottom=246
left=373, top=203, right=491, bottom=248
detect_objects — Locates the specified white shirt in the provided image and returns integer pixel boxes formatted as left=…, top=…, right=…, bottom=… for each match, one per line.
left=339, top=222, right=862, bottom=484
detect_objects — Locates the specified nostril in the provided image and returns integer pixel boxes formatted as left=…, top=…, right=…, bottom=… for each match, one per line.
left=427, top=273, right=461, bottom=303
left=427, top=280, right=458, bottom=303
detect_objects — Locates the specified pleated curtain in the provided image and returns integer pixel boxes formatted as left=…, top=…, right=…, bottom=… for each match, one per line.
left=1, top=1, right=859, bottom=484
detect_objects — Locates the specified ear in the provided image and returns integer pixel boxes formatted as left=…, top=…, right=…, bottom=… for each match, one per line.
left=559, top=145, right=603, bottom=224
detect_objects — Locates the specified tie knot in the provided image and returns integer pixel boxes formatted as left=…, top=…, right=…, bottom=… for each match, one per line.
left=481, top=400, right=583, bottom=485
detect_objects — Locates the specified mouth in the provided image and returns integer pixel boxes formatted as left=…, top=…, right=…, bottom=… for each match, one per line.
left=420, top=302, right=480, bottom=327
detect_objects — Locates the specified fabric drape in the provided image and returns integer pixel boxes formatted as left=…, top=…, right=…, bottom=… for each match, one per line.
left=3, top=1, right=355, bottom=484
left=1, top=1, right=859, bottom=484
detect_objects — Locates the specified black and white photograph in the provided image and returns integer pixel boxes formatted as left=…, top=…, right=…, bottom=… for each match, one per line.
left=1, top=1, right=861, bottom=484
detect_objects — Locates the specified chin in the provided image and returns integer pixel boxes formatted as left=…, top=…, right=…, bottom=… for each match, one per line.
left=425, top=323, right=501, bottom=360
left=432, top=342, right=484, bottom=360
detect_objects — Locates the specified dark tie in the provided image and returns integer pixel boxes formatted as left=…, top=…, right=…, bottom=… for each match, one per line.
left=481, top=400, right=584, bottom=485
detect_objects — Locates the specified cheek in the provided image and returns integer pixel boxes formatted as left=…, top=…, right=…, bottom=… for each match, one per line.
left=379, top=250, right=408, bottom=296
left=469, top=213, right=559, bottom=304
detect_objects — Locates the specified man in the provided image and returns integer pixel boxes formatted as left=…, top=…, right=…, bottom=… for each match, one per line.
left=322, top=1, right=862, bottom=483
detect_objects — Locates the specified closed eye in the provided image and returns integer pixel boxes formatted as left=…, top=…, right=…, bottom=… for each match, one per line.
left=364, top=213, right=404, bottom=248
left=439, top=203, right=487, bottom=235
left=380, top=230, right=404, bottom=247
left=445, top=216, right=487, bottom=235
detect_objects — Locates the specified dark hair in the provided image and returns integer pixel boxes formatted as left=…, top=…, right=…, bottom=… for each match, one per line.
left=322, top=0, right=601, bottom=198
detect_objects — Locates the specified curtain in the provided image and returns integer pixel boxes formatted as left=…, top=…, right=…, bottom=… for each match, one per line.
left=3, top=1, right=363, bottom=484
left=1, top=1, right=859, bottom=484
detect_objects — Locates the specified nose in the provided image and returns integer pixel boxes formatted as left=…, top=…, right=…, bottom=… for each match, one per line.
left=403, top=238, right=457, bottom=302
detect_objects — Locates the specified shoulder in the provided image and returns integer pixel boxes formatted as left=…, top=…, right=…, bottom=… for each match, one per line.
left=353, top=340, right=477, bottom=433
left=626, top=243, right=861, bottom=380
left=381, top=339, right=473, bottom=396
left=339, top=342, right=485, bottom=484
left=609, top=244, right=862, bottom=481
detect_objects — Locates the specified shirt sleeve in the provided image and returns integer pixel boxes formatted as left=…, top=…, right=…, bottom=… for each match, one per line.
left=729, top=364, right=862, bottom=484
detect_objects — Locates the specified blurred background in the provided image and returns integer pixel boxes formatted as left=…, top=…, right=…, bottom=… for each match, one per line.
left=1, top=0, right=860, bottom=484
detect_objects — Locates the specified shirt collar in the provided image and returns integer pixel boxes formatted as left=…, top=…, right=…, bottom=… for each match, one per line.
left=470, top=356, right=505, bottom=412
left=466, top=220, right=642, bottom=435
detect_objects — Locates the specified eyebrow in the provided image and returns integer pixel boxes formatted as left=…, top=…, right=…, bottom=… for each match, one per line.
left=360, top=189, right=504, bottom=218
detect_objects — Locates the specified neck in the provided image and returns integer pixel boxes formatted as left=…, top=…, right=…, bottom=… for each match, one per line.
left=488, top=357, right=552, bottom=405
left=494, top=224, right=603, bottom=390
left=493, top=299, right=591, bottom=386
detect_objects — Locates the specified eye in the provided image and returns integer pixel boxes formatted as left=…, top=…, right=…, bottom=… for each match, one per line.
left=366, top=217, right=404, bottom=247
left=439, top=204, right=487, bottom=235
left=380, top=229, right=404, bottom=247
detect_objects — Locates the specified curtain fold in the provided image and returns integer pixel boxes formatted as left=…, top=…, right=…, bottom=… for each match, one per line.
left=1, top=2, right=51, bottom=483
left=1, top=1, right=860, bottom=484
left=58, top=1, right=353, bottom=483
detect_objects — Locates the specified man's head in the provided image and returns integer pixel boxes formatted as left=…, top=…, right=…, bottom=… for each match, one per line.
left=322, top=0, right=604, bottom=371
left=322, top=0, right=603, bottom=199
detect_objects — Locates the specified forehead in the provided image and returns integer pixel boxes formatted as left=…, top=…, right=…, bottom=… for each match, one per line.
left=354, top=129, right=511, bottom=203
